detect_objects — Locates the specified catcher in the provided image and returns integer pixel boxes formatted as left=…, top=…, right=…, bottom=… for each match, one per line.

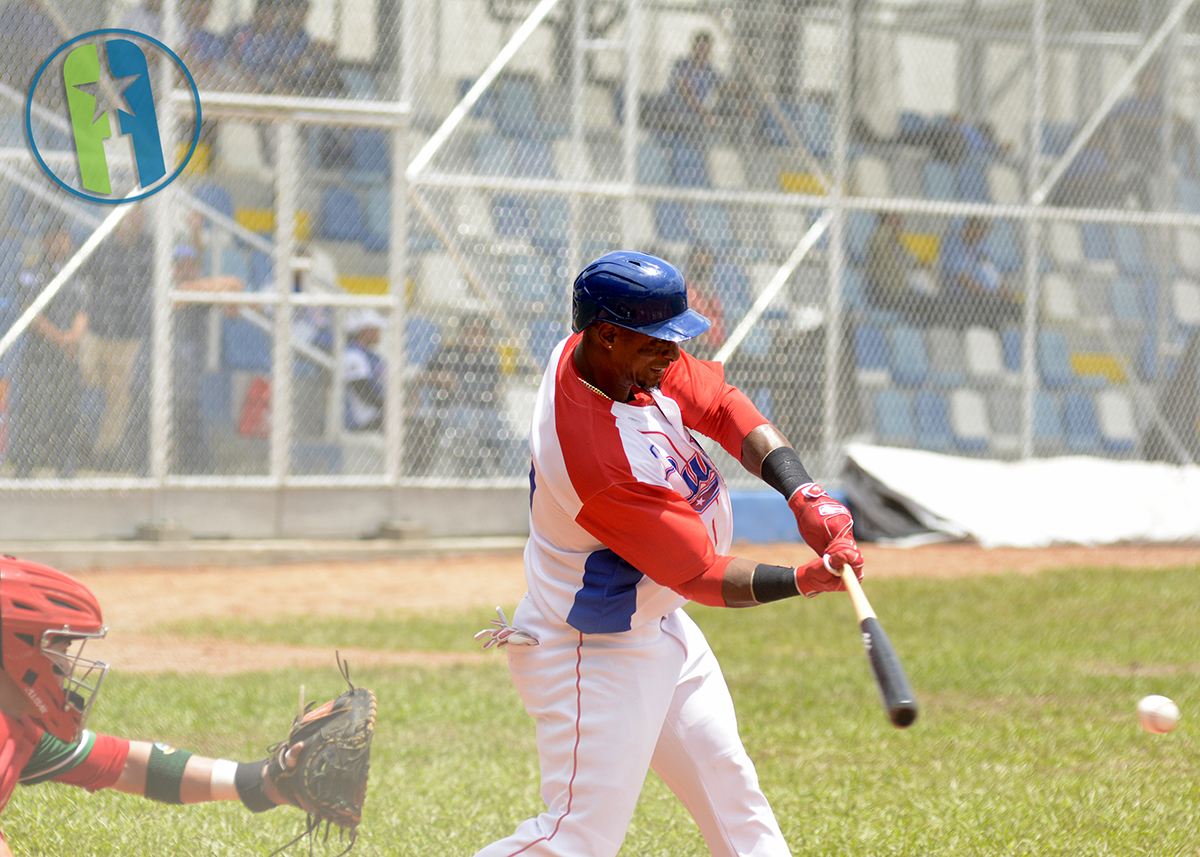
left=0, top=554, right=375, bottom=857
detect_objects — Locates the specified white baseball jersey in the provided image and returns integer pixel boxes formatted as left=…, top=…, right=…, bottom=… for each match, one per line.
left=525, top=333, right=768, bottom=633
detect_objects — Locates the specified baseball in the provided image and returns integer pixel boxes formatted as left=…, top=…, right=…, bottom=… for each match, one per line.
left=1137, top=695, right=1180, bottom=734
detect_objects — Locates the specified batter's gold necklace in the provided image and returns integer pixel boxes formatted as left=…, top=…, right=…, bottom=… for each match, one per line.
left=578, top=376, right=613, bottom=400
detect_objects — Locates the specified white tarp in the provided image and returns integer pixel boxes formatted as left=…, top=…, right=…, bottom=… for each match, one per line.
left=844, top=442, right=1200, bottom=548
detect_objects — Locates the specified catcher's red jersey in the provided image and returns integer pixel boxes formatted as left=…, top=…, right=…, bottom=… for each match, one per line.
left=524, top=334, right=767, bottom=633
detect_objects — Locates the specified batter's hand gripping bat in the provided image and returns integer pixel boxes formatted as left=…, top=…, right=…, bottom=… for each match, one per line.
left=838, top=567, right=918, bottom=728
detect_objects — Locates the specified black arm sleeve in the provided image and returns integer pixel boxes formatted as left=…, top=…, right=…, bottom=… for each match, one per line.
left=759, top=446, right=812, bottom=500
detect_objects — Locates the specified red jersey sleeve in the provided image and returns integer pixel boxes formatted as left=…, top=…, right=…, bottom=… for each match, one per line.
left=49, top=733, right=130, bottom=792
left=576, top=481, right=733, bottom=606
left=662, top=352, right=769, bottom=460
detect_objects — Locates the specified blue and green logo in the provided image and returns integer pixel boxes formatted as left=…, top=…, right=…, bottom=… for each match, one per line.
left=26, top=29, right=201, bottom=204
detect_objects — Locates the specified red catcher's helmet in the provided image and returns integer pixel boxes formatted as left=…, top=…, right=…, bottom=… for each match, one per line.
left=0, top=556, right=108, bottom=741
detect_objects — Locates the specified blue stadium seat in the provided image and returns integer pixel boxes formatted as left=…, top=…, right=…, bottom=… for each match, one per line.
left=529, top=318, right=566, bottom=365
left=845, top=211, right=877, bottom=267
left=405, top=314, right=442, bottom=370
left=760, top=100, right=832, bottom=157
left=1112, top=224, right=1151, bottom=277
left=1108, top=277, right=1146, bottom=326
left=362, top=186, right=390, bottom=252
left=888, top=324, right=930, bottom=387
left=853, top=323, right=889, bottom=375
left=1001, top=327, right=1023, bottom=372
left=531, top=195, right=569, bottom=257
left=347, top=129, right=390, bottom=184
left=248, top=249, right=273, bottom=290
left=843, top=267, right=868, bottom=313
left=957, top=160, right=991, bottom=203
left=1037, top=329, right=1075, bottom=389
left=222, top=317, right=272, bottom=372
left=1178, top=176, right=1200, bottom=213
left=914, top=390, right=953, bottom=452
left=509, top=253, right=553, bottom=305
left=984, top=219, right=1022, bottom=273
left=514, top=137, right=556, bottom=179
left=220, top=246, right=251, bottom=282
left=1033, top=389, right=1065, bottom=448
left=655, top=200, right=692, bottom=243
left=320, top=187, right=368, bottom=243
left=1062, top=391, right=1101, bottom=453
left=671, top=142, right=710, bottom=187
left=1040, top=121, right=1075, bottom=156
left=492, top=194, right=533, bottom=238
left=898, top=111, right=928, bottom=140
left=873, top=388, right=916, bottom=445
left=713, top=261, right=752, bottom=319
left=923, top=160, right=959, bottom=200
left=491, top=76, right=546, bottom=138
left=1080, top=222, right=1114, bottom=261
left=693, top=203, right=734, bottom=251
left=475, top=132, right=517, bottom=176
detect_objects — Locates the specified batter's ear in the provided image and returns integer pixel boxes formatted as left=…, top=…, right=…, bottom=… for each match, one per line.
left=591, top=322, right=621, bottom=349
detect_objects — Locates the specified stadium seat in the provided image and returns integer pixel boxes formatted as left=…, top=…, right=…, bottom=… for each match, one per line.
left=925, top=326, right=966, bottom=387
left=888, top=324, right=930, bottom=387
left=513, top=137, right=557, bottom=179
left=1080, top=222, right=1115, bottom=262
left=987, top=163, right=1023, bottom=205
left=363, top=186, right=390, bottom=252
left=1041, top=273, right=1081, bottom=323
left=1047, top=220, right=1084, bottom=270
left=964, top=325, right=1010, bottom=382
left=1096, top=389, right=1139, bottom=455
left=707, top=146, right=747, bottom=190
left=405, top=314, right=442, bottom=370
left=984, top=219, right=1022, bottom=273
left=949, top=388, right=991, bottom=453
left=347, top=129, right=390, bottom=184
left=1033, top=389, right=1065, bottom=450
left=845, top=211, right=878, bottom=267
left=671, top=142, right=710, bottom=187
left=851, top=156, right=892, bottom=197
left=528, top=318, right=566, bottom=366
left=1174, top=227, right=1200, bottom=276
left=451, top=189, right=499, bottom=241
left=1001, top=327, right=1023, bottom=372
left=531, top=195, right=570, bottom=257
left=986, top=387, right=1021, bottom=453
left=957, top=160, right=991, bottom=203
left=655, top=200, right=693, bottom=243
left=491, top=76, right=547, bottom=138
left=215, top=120, right=271, bottom=179
left=1173, top=278, right=1200, bottom=327
left=853, top=323, right=890, bottom=385
left=1109, top=277, right=1147, bottom=328
left=1178, top=176, right=1200, bottom=213
left=694, top=203, right=735, bottom=251
left=219, top=246, right=251, bottom=282
left=248, top=249, right=273, bottom=290
left=492, top=194, right=533, bottom=239
left=508, top=253, right=553, bottom=306
left=320, top=187, right=368, bottom=243
left=842, top=267, right=869, bottom=314
left=923, top=160, right=959, bottom=200
left=914, top=390, right=954, bottom=452
left=1038, top=328, right=1078, bottom=389
left=190, top=180, right=235, bottom=220
left=551, top=138, right=594, bottom=181
left=1062, top=390, right=1101, bottom=453
left=222, top=317, right=272, bottom=373
left=873, top=388, right=916, bottom=445
left=475, top=132, right=517, bottom=176
left=713, top=261, right=752, bottom=319
left=1112, top=224, right=1152, bottom=277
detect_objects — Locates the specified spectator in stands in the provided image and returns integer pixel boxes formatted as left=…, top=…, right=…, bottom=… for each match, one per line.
left=423, top=314, right=508, bottom=477
left=342, top=309, right=386, bottom=432
left=80, top=206, right=153, bottom=472
left=1108, top=66, right=1167, bottom=208
left=8, top=231, right=89, bottom=479
left=172, top=243, right=244, bottom=474
left=682, top=245, right=725, bottom=359
left=665, top=31, right=723, bottom=137
left=227, top=0, right=341, bottom=95
left=1048, top=120, right=1123, bottom=208
left=939, top=217, right=1023, bottom=329
left=864, top=212, right=946, bottom=326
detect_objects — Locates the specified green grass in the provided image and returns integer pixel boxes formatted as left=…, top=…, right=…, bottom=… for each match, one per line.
left=6, top=564, right=1200, bottom=855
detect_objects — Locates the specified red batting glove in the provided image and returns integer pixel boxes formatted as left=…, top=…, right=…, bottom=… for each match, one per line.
left=795, top=556, right=845, bottom=597
left=788, top=483, right=865, bottom=579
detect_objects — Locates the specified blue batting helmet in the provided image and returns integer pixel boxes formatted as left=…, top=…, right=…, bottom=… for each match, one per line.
left=571, top=251, right=711, bottom=342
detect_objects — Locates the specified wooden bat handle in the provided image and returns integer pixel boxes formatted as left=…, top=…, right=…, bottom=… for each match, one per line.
left=838, top=566, right=875, bottom=622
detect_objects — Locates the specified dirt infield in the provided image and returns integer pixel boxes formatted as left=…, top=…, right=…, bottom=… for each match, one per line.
left=79, top=541, right=1199, bottom=675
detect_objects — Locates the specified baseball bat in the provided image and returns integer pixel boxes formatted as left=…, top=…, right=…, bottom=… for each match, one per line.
left=839, top=567, right=918, bottom=728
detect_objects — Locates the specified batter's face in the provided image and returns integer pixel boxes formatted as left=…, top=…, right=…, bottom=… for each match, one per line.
left=611, top=327, right=681, bottom=391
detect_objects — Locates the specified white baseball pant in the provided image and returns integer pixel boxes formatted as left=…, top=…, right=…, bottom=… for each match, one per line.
left=473, top=595, right=791, bottom=857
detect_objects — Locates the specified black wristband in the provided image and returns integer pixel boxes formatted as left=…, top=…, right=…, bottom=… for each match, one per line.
left=760, top=447, right=812, bottom=501
left=234, top=759, right=278, bottom=813
left=750, top=564, right=802, bottom=603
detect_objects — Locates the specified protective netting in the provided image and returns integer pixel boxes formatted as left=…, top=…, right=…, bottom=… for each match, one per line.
left=1, top=0, right=1199, bottom=492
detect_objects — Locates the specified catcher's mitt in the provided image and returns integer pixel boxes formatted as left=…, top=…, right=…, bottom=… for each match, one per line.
left=268, top=655, right=377, bottom=857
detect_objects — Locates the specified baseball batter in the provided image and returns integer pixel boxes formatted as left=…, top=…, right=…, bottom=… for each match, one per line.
left=474, top=251, right=864, bottom=857
left=0, top=555, right=305, bottom=855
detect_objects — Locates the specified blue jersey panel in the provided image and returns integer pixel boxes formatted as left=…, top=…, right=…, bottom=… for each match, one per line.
left=567, top=548, right=644, bottom=633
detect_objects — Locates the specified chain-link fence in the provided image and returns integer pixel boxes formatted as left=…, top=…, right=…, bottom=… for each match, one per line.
left=2, top=0, right=1199, bottom=506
